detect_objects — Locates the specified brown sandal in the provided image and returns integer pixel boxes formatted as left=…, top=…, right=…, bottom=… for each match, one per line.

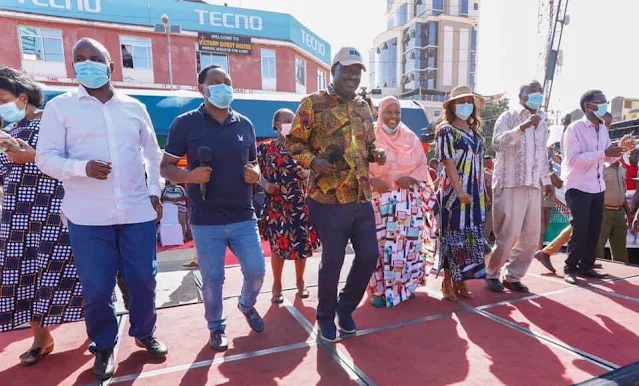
left=19, top=343, right=54, bottom=366
left=296, top=288, right=310, bottom=299
left=441, top=270, right=457, bottom=302
left=454, top=281, right=474, bottom=299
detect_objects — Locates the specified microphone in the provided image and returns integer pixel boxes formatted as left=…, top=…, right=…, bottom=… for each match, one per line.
left=196, top=146, right=212, bottom=201
left=327, top=146, right=345, bottom=164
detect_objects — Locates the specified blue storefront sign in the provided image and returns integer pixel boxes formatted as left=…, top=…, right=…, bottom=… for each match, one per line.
left=6, top=0, right=331, bottom=64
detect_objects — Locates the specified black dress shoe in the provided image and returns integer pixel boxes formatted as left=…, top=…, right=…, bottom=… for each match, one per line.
left=135, top=336, right=168, bottom=357
left=94, top=349, right=115, bottom=380
left=486, top=279, right=504, bottom=293
left=209, top=331, right=228, bottom=352
left=564, top=272, right=578, bottom=285
left=578, top=269, right=607, bottom=279
left=503, top=281, right=529, bottom=293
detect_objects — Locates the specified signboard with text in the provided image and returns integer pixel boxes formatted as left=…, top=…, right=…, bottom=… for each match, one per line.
left=198, top=32, right=252, bottom=55
left=7, top=0, right=330, bottom=64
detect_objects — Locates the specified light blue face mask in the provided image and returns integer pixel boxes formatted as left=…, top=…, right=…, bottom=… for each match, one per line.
left=382, top=123, right=399, bottom=134
left=74, top=60, right=109, bottom=89
left=592, top=103, right=608, bottom=118
left=525, top=92, right=544, bottom=110
left=0, top=101, right=26, bottom=123
left=207, top=84, right=234, bottom=109
left=455, top=103, right=474, bottom=120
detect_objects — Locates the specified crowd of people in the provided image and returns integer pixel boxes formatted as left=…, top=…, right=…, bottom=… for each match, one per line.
left=0, top=37, right=637, bottom=382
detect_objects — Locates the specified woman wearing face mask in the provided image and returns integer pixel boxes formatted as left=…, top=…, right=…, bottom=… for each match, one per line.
left=256, top=108, right=320, bottom=303
left=367, top=96, right=438, bottom=308
left=436, top=85, right=487, bottom=301
left=0, top=67, right=84, bottom=364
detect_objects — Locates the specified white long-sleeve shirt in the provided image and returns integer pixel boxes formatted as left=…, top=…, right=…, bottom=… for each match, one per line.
left=492, top=108, right=551, bottom=190
left=36, top=86, right=164, bottom=226
left=562, top=116, right=616, bottom=194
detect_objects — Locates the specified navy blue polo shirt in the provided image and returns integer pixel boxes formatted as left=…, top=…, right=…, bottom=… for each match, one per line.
left=164, top=104, right=257, bottom=225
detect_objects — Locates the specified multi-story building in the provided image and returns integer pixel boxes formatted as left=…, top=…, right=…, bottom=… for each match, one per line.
left=611, top=96, right=639, bottom=122
left=369, top=0, right=480, bottom=121
left=0, top=0, right=331, bottom=95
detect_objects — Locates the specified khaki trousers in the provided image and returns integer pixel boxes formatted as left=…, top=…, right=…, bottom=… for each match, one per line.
left=487, top=186, right=541, bottom=282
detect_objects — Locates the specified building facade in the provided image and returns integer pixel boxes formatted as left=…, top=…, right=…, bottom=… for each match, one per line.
left=0, top=0, right=331, bottom=94
left=611, top=96, right=639, bottom=122
left=369, top=0, right=480, bottom=122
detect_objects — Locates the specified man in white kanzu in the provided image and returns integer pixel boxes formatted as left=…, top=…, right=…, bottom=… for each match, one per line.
left=487, top=81, right=553, bottom=293
left=36, top=38, right=167, bottom=381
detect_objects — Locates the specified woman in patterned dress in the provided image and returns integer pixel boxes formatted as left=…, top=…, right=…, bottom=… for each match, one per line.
left=0, top=67, right=84, bottom=365
left=257, top=109, right=320, bottom=303
left=367, top=96, right=438, bottom=308
left=435, top=86, right=486, bottom=301
left=436, top=85, right=487, bottom=302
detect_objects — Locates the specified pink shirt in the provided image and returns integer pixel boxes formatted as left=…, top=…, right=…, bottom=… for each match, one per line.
left=561, top=116, right=616, bottom=194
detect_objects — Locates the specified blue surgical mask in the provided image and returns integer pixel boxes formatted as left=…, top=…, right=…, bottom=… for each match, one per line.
left=207, top=84, right=234, bottom=109
left=455, top=103, right=474, bottom=120
left=592, top=103, right=608, bottom=118
left=382, top=123, right=399, bottom=134
left=0, top=101, right=26, bottom=123
left=525, top=92, right=544, bottom=110
left=74, top=60, right=109, bottom=89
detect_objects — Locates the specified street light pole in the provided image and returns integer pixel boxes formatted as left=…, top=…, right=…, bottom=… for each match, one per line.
left=161, top=14, right=174, bottom=90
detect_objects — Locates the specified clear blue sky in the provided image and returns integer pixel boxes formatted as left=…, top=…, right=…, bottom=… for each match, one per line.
left=214, top=0, right=638, bottom=116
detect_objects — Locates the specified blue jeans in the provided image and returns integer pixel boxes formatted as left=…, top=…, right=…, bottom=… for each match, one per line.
left=191, top=220, right=265, bottom=332
left=68, top=220, right=158, bottom=351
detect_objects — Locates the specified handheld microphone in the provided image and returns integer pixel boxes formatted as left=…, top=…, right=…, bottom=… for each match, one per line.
left=327, top=146, right=345, bottom=164
left=196, top=146, right=212, bottom=201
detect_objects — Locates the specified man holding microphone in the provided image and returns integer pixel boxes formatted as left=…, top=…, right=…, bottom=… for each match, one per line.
left=160, top=64, right=264, bottom=353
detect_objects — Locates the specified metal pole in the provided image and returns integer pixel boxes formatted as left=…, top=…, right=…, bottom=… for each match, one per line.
left=167, top=27, right=174, bottom=90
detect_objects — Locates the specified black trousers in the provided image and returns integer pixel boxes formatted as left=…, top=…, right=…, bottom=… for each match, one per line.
left=565, top=189, right=604, bottom=273
left=307, top=199, right=379, bottom=324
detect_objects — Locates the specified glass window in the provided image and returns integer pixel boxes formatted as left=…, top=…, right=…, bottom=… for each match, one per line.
left=474, top=2, right=479, bottom=11
left=387, top=0, right=394, bottom=11
left=196, top=52, right=228, bottom=73
left=396, top=4, right=408, bottom=27
left=432, top=0, right=444, bottom=15
left=120, top=36, right=152, bottom=69
left=261, top=49, right=276, bottom=80
left=295, top=57, right=306, bottom=87
left=461, top=0, right=469, bottom=15
left=317, top=69, right=326, bottom=90
left=18, top=26, right=64, bottom=63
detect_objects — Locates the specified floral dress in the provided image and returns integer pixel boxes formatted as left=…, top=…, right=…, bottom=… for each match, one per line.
left=368, top=184, right=438, bottom=307
left=257, top=140, right=319, bottom=259
left=436, top=124, right=487, bottom=282
left=0, top=118, right=84, bottom=331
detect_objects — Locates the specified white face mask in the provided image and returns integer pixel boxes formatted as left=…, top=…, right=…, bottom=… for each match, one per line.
left=280, top=123, right=292, bottom=136
left=382, top=123, right=399, bottom=134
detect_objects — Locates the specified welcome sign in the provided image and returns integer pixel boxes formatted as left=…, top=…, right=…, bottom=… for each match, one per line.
left=198, top=32, right=252, bottom=55
left=8, top=0, right=331, bottom=64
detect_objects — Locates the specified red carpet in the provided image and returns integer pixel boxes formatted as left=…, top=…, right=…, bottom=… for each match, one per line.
left=158, top=240, right=273, bottom=266
left=1, top=257, right=637, bottom=385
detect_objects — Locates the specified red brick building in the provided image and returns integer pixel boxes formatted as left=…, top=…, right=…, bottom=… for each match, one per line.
left=0, top=1, right=331, bottom=94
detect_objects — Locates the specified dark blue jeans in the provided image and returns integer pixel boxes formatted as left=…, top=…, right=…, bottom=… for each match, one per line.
left=307, top=199, right=378, bottom=324
left=68, top=220, right=158, bottom=351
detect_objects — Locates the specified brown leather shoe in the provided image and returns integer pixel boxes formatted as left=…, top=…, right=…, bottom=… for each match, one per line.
left=454, top=281, right=474, bottom=299
left=441, top=270, right=457, bottom=302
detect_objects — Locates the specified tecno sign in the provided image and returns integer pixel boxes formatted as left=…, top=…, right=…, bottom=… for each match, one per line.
left=17, top=0, right=101, bottom=13
left=194, top=9, right=263, bottom=32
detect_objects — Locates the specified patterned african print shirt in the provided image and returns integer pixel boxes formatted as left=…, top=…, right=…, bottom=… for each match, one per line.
left=287, top=84, right=375, bottom=205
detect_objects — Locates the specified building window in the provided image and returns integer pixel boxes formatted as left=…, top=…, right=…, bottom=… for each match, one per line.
left=317, top=69, right=327, bottom=90
left=18, top=26, right=64, bottom=63
left=625, top=100, right=633, bottom=109
left=196, top=52, right=228, bottom=73
left=295, top=57, right=306, bottom=94
left=18, top=26, right=66, bottom=77
left=120, top=36, right=153, bottom=70
left=261, top=49, right=276, bottom=91
left=474, top=3, right=479, bottom=11
left=433, top=0, right=444, bottom=15
left=461, top=0, right=469, bottom=15
left=120, top=36, right=153, bottom=83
